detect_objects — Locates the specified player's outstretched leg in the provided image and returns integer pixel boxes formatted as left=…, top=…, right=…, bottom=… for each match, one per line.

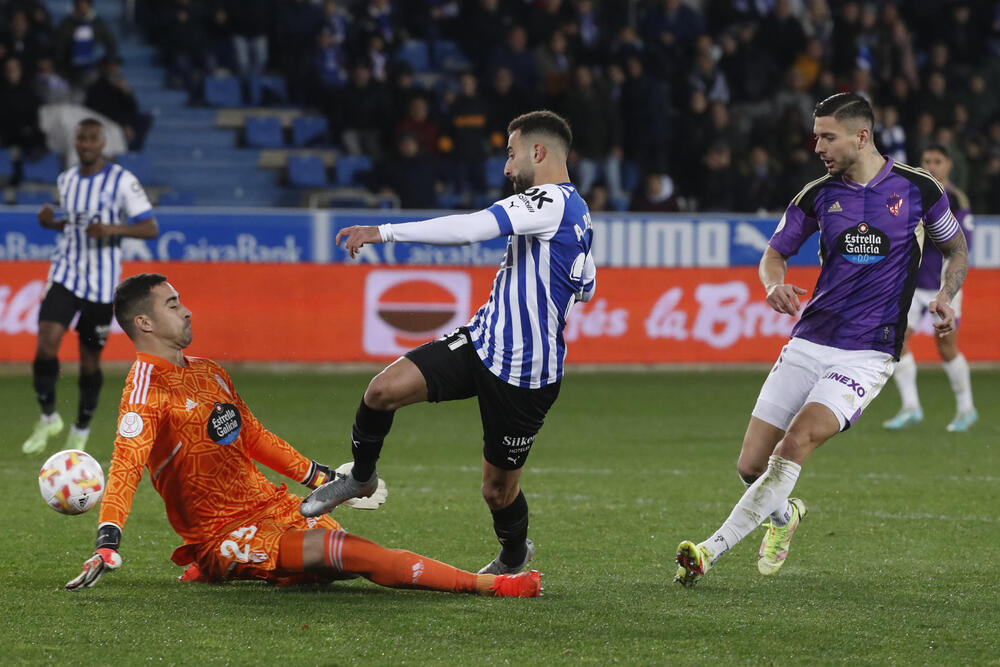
left=279, top=529, right=542, bottom=597
left=300, top=463, right=379, bottom=517
left=757, top=497, right=807, bottom=575
left=23, top=355, right=63, bottom=454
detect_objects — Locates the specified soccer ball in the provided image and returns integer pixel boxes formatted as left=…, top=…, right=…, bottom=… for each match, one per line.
left=38, top=449, right=105, bottom=515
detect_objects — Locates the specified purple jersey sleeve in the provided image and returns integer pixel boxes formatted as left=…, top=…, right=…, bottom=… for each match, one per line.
left=769, top=203, right=819, bottom=257
left=924, top=189, right=959, bottom=244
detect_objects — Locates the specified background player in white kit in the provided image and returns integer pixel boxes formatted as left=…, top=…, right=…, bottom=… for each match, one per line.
left=883, top=144, right=977, bottom=432
left=301, top=110, right=596, bottom=575
left=22, top=118, right=159, bottom=455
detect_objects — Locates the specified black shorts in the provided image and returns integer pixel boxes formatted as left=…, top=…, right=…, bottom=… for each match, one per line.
left=405, top=327, right=561, bottom=470
left=38, top=281, right=114, bottom=350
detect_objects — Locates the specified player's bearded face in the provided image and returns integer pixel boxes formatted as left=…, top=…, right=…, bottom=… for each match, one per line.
left=505, top=131, right=535, bottom=194
left=813, top=116, right=859, bottom=177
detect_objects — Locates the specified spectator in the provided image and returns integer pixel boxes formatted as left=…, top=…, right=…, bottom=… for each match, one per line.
left=356, top=0, right=397, bottom=47
left=84, top=56, right=153, bottom=151
left=737, top=145, right=783, bottom=213
left=921, top=70, right=954, bottom=128
left=0, top=57, right=46, bottom=154
left=707, top=101, right=744, bottom=158
left=490, top=25, right=538, bottom=95
left=396, top=96, right=440, bottom=156
left=445, top=72, right=489, bottom=199
left=675, top=89, right=712, bottom=198
left=336, top=61, right=388, bottom=158
left=53, top=0, right=117, bottom=88
left=34, top=56, right=71, bottom=104
left=276, top=0, right=324, bottom=103
left=961, top=74, right=997, bottom=132
left=564, top=0, right=609, bottom=67
left=227, top=0, right=270, bottom=80
left=620, top=55, right=671, bottom=173
left=630, top=173, right=680, bottom=213
left=697, top=142, right=737, bottom=211
left=562, top=65, right=624, bottom=200
left=4, top=9, right=47, bottom=76
left=309, top=27, right=348, bottom=111
left=877, top=105, right=907, bottom=164
left=163, top=1, right=208, bottom=100
left=535, top=29, right=572, bottom=99
left=373, top=132, right=441, bottom=209
left=831, top=1, right=861, bottom=77
left=756, top=0, right=806, bottom=71
left=485, top=66, right=534, bottom=150
left=907, top=112, right=936, bottom=163
left=688, top=50, right=730, bottom=104
left=585, top=182, right=610, bottom=212
left=528, top=0, right=574, bottom=45
left=458, top=0, right=514, bottom=75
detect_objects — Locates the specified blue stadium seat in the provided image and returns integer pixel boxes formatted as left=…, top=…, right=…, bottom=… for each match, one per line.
left=21, top=153, right=61, bottom=183
left=435, top=191, right=464, bottom=209
left=287, top=156, right=327, bottom=187
left=335, top=155, right=372, bottom=186
left=291, top=116, right=328, bottom=147
left=395, top=40, right=431, bottom=73
left=0, top=149, right=13, bottom=180
left=158, top=190, right=196, bottom=206
left=484, top=155, right=507, bottom=189
left=204, top=75, right=243, bottom=107
left=433, top=40, right=471, bottom=72
left=245, top=116, right=284, bottom=148
left=16, top=189, right=54, bottom=205
left=248, top=75, right=289, bottom=106
left=116, top=153, right=154, bottom=184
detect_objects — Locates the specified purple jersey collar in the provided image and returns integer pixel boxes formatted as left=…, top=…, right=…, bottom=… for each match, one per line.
left=840, top=155, right=894, bottom=190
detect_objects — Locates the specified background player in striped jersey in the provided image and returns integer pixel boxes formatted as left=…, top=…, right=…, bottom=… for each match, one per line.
left=66, top=273, right=540, bottom=598
left=673, top=93, right=969, bottom=587
left=883, top=143, right=977, bottom=432
left=22, top=118, right=159, bottom=456
left=302, top=110, right=596, bottom=575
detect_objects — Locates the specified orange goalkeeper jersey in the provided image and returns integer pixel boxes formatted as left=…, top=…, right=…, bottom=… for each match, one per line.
left=99, top=353, right=324, bottom=550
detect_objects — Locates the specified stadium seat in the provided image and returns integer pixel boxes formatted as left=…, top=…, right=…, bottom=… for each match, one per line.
left=484, top=155, right=507, bottom=190
left=15, top=189, right=54, bottom=205
left=435, top=191, right=464, bottom=209
left=245, top=116, right=284, bottom=148
left=248, top=75, right=289, bottom=106
left=287, top=156, right=328, bottom=187
left=433, top=40, right=471, bottom=72
left=0, top=149, right=13, bottom=181
left=335, top=155, right=373, bottom=186
left=291, top=116, right=328, bottom=147
left=204, top=75, right=243, bottom=107
left=21, top=153, right=61, bottom=183
left=395, top=40, right=431, bottom=73
left=116, top=153, right=155, bottom=184
left=157, top=189, right=196, bottom=206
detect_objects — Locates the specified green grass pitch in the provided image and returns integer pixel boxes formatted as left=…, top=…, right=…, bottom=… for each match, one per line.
left=1, top=367, right=997, bottom=664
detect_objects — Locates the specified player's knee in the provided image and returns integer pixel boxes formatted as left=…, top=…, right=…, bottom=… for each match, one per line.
left=774, top=429, right=814, bottom=462
left=481, top=481, right=517, bottom=510
left=737, top=459, right=764, bottom=484
left=363, top=375, right=398, bottom=411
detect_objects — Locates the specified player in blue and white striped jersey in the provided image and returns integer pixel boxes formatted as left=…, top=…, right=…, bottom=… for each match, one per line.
left=22, top=118, right=159, bottom=456
left=302, top=111, right=595, bottom=575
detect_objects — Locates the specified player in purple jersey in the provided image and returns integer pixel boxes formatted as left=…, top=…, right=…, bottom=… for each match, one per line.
left=883, top=144, right=977, bottom=432
left=301, top=111, right=596, bottom=575
left=674, top=93, right=969, bottom=587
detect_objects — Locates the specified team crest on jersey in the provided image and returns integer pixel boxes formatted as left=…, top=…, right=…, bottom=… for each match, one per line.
left=207, top=402, right=242, bottom=445
left=838, top=222, right=890, bottom=264
left=886, top=193, right=904, bottom=216
left=119, top=411, right=144, bottom=438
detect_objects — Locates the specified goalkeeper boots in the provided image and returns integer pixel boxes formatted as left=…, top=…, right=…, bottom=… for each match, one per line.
left=22, top=413, right=64, bottom=454
left=300, top=464, right=379, bottom=517
left=479, top=538, right=535, bottom=575
left=489, top=570, right=542, bottom=597
left=882, top=408, right=923, bottom=430
left=674, top=540, right=712, bottom=588
left=757, top=497, right=807, bottom=575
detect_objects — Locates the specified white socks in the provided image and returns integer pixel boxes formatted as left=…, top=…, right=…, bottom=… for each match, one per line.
left=943, top=353, right=974, bottom=413
left=741, top=474, right=794, bottom=527
left=893, top=352, right=920, bottom=412
left=701, top=455, right=801, bottom=564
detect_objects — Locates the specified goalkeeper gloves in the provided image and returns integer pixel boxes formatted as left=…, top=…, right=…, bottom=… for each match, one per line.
left=302, top=460, right=333, bottom=490
left=66, top=523, right=123, bottom=591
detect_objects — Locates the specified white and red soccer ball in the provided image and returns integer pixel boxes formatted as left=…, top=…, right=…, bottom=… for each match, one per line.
left=38, top=449, right=105, bottom=515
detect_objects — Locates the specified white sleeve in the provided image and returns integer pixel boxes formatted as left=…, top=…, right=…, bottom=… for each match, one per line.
left=117, top=170, right=153, bottom=222
left=577, top=251, right=596, bottom=302
left=487, top=184, right=566, bottom=239
left=378, top=209, right=501, bottom=245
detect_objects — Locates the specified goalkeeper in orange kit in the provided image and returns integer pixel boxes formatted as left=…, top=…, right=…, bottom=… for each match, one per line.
left=65, top=273, right=540, bottom=597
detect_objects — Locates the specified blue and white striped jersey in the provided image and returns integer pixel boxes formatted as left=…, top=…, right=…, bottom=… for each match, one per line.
left=469, top=182, right=596, bottom=389
left=48, top=163, right=153, bottom=304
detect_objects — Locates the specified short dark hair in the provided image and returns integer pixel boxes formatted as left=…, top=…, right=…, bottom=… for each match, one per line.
left=77, top=117, right=104, bottom=132
left=923, top=143, right=950, bottom=159
left=507, top=110, right=572, bottom=153
left=114, top=273, right=168, bottom=339
left=814, top=92, right=874, bottom=130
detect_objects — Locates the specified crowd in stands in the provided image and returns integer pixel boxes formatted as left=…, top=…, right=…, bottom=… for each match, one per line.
left=5, top=0, right=1000, bottom=214
left=0, top=0, right=150, bottom=167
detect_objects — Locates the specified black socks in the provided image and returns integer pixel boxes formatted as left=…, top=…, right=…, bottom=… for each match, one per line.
left=351, top=398, right=394, bottom=481
left=491, top=490, right=529, bottom=567
left=32, top=357, right=59, bottom=415
left=76, top=370, right=103, bottom=429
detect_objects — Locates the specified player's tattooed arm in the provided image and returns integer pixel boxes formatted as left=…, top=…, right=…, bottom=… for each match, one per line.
left=935, top=231, right=969, bottom=301
left=760, top=246, right=807, bottom=315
